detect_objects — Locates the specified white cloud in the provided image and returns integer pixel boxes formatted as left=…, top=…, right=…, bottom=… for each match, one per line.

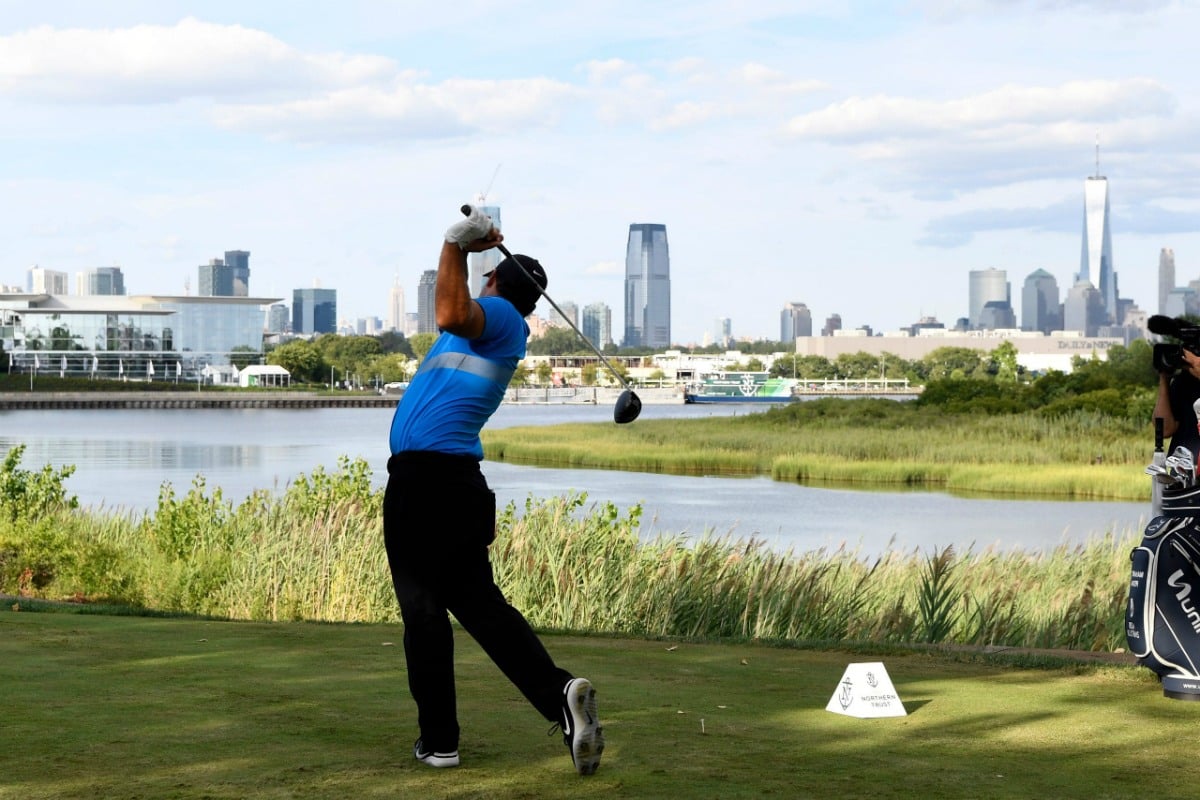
left=651, top=100, right=721, bottom=131
left=583, top=58, right=637, bottom=84
left=214, top=77, right=577, bottom=143
left=736, top=62, right=826, bottom=94
left=0, top=17, right=394, bottom=103
left=786, top=79, right=1174, bottom=141
left=3, top=3, right=1200, bottom=340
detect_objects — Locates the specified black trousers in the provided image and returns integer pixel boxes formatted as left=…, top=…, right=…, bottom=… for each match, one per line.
left=383, top=451, right=572, bottom=751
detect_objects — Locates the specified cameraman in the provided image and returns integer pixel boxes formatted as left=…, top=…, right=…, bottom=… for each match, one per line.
left=1153, top=344, right=1200, bottom=457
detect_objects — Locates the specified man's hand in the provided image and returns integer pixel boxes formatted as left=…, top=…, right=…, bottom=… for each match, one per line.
left=445, top=206, right=503, bottom=252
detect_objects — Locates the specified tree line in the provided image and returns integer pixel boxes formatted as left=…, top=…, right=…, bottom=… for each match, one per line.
left=259, top=331, right=1157, bottom=419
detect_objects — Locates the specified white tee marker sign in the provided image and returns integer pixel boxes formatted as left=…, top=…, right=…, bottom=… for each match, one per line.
left=825, top=662, right=907, bottom=718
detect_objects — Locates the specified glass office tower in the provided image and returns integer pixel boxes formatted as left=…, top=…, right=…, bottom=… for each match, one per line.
left=1080, top=175, right=1115, bottom=323
left=582, top=302, right=612, bottom=349
left=1020, top=269, right=1061, bottom=334
left=224, top=250, right=251, bottom=297
left=292, top=288, right=337, bottom=334
left=623, top=223, right=670, bottom=348
left=417, top=270, right=437, bottom=334
left=781, top=302, right=812, bottom=342
left=85, top=267, right=126, bottom=296
left=968, top=268, right=1009, bottom=330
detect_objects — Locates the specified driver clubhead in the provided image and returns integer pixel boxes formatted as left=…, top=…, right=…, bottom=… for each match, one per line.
left=614, top=389, right=642, bottom=424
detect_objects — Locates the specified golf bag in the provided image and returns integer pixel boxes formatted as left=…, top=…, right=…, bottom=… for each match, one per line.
left=1126, top=486, right=1200, bottom=683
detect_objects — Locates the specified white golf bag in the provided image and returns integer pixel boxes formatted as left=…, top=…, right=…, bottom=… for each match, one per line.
left=1126, top=486, right=1200, bottom=699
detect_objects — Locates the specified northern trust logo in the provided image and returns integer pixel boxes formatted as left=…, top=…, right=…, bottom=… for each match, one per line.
left=837, top=669, right=880, bottom=710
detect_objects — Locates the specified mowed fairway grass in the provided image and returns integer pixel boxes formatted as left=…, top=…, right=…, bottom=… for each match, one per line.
left=2, top=607, right=1193, bottom=800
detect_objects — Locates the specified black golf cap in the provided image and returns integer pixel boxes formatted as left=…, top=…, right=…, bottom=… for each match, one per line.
left=486, top=255, right=547, bottom=317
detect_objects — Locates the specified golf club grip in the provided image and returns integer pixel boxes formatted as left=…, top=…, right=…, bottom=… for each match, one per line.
left=461, top=204, right=508, bottom=255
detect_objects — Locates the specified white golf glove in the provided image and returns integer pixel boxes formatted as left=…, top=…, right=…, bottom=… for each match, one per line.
left=445, top=206, right=495, bottom=249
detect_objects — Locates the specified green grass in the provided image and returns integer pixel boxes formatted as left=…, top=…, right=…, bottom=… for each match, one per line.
left=0, top=606, right=1186, bottom=800
left=481, top=403, right=1154, bottom=500
left=1, top=446, right=1140, bottom=652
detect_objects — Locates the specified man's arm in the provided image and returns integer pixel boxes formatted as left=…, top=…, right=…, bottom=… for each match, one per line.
left=1154, top=372, right=1180, bottom=438
left=435, top=212, right=503, bottom=339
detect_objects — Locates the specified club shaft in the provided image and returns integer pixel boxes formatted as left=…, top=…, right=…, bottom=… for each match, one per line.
left=461, top=205, right=631, bottom=390
left=495, top=243, right=630, bottom=390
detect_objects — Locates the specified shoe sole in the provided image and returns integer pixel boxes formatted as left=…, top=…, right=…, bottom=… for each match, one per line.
left=414, top=741, right=460, bottom=768
left=566, top=679, right=605, bottom=776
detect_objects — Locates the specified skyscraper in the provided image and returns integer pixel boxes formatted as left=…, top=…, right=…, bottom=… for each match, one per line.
left=224, top=250, right=251, bottom=297
left=199, top=259, right=231, bottom=296
left=1020, top=269, right=1061, bottom=334
left=780, top=302, right=812, bottom=342
left=978, top=301, right=1016, bottom=330
left=266, top=303, right=289, bottom=334
left=552, top=301, right=579, bottom=329
left=292, top=287, right=337, bottom=334
left=968, top=268, right=1009, bottom=330
left=1080, top=157, right=1116, bottom=323
left=623, top=223, right=670, bottom=348
left=388, top=274, right=405, bottom=332
left=1063, top=280, right=1103, bottom=336
left=468, top=201, right=501, bottom=298
left=28, top=266, right=69, bottom=294
left=713, top=317, right=732, bottom=348
left=822, top=314, right=842, bottom=337
left=417, top=270, right=438, bottom=334
left=1159, top=248, right=1176, bottom=315
left=197, top=251, right=250, bottom=297
left=582, top=302, right=612, bottom=350
left=80, top=266, right=126, bottom=296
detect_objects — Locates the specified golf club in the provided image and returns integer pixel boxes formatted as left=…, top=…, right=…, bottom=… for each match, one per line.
left=1152, top=416, right=1166, bottom=516
left=460, top=204, right=642, bottom=424
left=1171, top=446, right=1196, bottom=486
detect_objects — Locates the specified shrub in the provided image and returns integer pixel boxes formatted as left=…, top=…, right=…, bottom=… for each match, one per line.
left=0, top=445, right=79, bottom=522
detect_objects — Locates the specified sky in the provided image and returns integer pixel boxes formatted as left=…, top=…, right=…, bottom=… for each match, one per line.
left=2, top=0, right=1198, bottom=345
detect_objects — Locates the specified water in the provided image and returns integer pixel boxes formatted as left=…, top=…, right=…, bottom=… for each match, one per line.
left=0, top=405, right=1149, bottom=557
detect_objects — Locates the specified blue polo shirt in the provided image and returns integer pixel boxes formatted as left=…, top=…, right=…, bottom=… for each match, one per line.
left=388, top=296, right=527, bottom=459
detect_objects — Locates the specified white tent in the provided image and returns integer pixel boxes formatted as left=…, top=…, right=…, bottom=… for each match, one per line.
left=238, top=364, right=291, bottom=388
left=201, top=364, right=240, bottom=386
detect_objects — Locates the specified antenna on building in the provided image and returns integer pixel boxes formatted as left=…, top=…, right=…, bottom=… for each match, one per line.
left=1095, top=132, right=1100, bottom=178
left=184, top=277, right=191, bottom=296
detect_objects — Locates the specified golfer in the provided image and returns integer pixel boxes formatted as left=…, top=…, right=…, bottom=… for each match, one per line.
left=382, top=207, right=604, bottom=775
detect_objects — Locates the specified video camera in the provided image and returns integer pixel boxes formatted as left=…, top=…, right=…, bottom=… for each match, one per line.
left=1149, top=315, right=1200, bottom=373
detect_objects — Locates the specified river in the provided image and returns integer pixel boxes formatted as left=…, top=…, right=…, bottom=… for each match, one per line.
left=0, top=404, right=1149, bottom=557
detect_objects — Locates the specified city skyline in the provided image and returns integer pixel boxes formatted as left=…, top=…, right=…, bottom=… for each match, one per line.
left=2, top=4, right=1199, bottom=342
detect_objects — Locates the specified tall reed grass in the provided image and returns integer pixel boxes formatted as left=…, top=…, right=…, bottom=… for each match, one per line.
left=483, top=407, right=1154, bottom=499
left=0, top=448, right=1139, bottom=652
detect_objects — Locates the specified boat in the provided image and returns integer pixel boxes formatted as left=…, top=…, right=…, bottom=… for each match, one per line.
left=683, top=372, right=797, bottom=404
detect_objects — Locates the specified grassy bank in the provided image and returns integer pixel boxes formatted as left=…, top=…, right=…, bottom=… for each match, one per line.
left=0, top=607, right=1177, bottom=800
left=0, top=450, right=1138, bottom=652
left=482, top=401, right=1151, bottom=500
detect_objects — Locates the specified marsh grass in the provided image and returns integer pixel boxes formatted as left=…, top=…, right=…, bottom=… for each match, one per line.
left=1, top=447, right=1139, bottom=652
left=483, top=405, right=1152, bottom=499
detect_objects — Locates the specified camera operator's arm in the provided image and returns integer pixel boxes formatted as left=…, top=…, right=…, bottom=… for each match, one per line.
left=1154, top=372, right=1180, bottom=438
